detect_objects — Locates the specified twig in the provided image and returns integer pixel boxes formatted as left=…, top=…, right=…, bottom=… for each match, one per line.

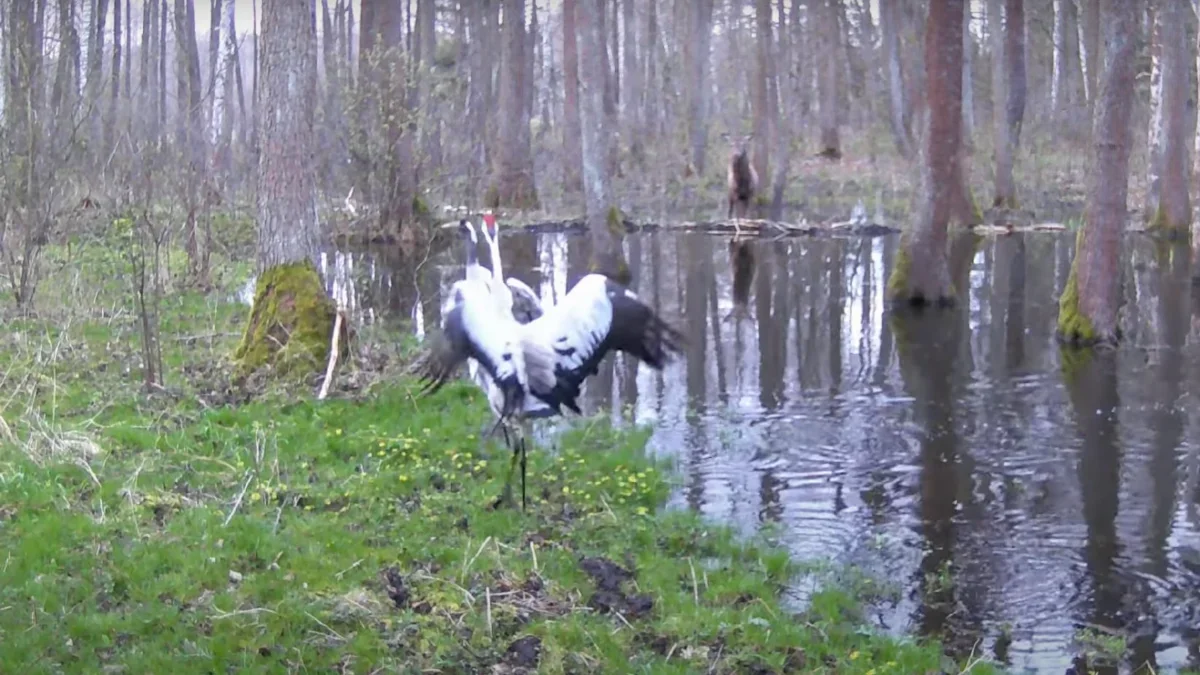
left=318, top=310, right=345, bottom=400
left=485, top=586, right=493, bottom=639
left=223, top=470, right=254, bottom=527
left=688, top=557, right=700, bottom=606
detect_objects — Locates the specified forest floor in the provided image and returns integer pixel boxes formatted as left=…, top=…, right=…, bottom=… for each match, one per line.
left=0, top=231, right=1014, bottom=674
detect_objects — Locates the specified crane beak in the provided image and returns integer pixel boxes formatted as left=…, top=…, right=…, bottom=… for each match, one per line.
left=439, top=221, right=460, bottom=230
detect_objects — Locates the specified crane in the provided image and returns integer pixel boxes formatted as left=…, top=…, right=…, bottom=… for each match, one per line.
left=477, top=212, right=544, bottom=324
left=414, top=263, right=684, bottom=510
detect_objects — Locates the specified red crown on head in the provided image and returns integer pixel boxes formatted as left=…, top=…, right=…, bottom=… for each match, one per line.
left=482, top=213, right=496, bottom=227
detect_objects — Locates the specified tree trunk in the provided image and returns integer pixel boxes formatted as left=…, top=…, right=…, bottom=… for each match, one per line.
left=236, top=0, right=335, bottom=380
left=817, top=0, right=842, bottom=159
left=1078, top=0, right=1099, bottom=105
left=989, top=0, right=1015, bottom=207
left=887, top=0, right=973, bottom=307
left=1057, top=0, right=1138, bottom=346
left=752, top=0, right=772, bottom=181
left=643, top=0, right=658, bottom=138
left=212, top=0, right=236, bottom=170
left=86, top=0, right=109, bottom=153
left=576, top=0, right=627, bottom=282
left=489, top=0, right=539, bottom=208
left=1004, top=0, right=1025, bottom=147
left=563, top=0, right=583, bottom=191
left=962, top=2, right=975, bottom=145
left=622, top=0, right=643, bottom=164
left=1051, top=0, right=1079, bottom=119
left=880, top=0, right=913, bottom=158
left=50, top=0, right=80, bottom=129
left=686, top=0, right=715, bottom=175
left=107, top=0, right=122, bottom=150
left=1147, top=0, right=1191, bottom=234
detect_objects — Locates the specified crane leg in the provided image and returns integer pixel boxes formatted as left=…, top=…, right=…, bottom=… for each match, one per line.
left=519, top=434, right=527, bottom=511
left=492, top=421, right=521, bottom=510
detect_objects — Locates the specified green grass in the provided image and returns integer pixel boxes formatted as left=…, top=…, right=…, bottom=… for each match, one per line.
left=0, top=241, right=1004, bottom=674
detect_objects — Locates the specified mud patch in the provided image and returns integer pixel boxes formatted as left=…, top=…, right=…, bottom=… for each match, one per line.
left=504, top=635, right=541, bottom=669
left=578, top=556, right=654, bottom=619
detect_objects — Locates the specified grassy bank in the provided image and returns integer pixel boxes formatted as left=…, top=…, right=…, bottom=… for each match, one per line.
left=0, top=242, right=995, bottom=674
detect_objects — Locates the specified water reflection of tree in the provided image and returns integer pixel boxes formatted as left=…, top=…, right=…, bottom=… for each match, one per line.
left=684, top=232, right=713, bottom=512
left=892, top=309, right=964, bottom=650
left=1062, top=352, right=1125, bottom=664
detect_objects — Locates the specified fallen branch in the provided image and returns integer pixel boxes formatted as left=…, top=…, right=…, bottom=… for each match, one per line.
left=318, top=310, right=345, bottom=400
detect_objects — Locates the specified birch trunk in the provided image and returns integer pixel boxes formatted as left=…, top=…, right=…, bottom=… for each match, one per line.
left=1147, top=0, right=1191, bottom=234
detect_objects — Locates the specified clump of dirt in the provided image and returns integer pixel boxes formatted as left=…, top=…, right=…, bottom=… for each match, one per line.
left=504, top=635, right=541, bottom=669
left=578, top=556, right=654, bottom=619
left=381, top=567, right=410, bottom=608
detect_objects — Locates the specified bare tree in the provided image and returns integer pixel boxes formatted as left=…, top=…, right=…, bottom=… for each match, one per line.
left=1057, top=0, right=1139, bottom=346
left=576, top=0, right=627, bottom=281
left=988, top=0, right=1014, bottom=206
left=622, top=0, right=643, bottom=165
left=752, top=0, right=773, bottom=180
left=562, top=0, right=583, bottom=191
left=685, top=0, right=715, bottom=175
left=887, top=0, right=974, bottom=306
left=235, top=0, right=336, bottom=377
left=1146, top=0, right=1191, bottom=234
left=1051, top=0, right=1079, bottom=120
left=1077, top=0, right=1099, bottom=105
left=490, top=0, right=539, bottom=208
left=817, top=0, right=843, bottom=159
left=1004, top=0, right=1025, bottom=147
left=880, top=0, right=913, bottom=159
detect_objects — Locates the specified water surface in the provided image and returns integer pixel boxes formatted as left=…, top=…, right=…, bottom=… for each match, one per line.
left=318, top=228, right=1200, bottom=674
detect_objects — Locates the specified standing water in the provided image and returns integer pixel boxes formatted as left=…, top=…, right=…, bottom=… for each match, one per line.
left=320, top=229, right=1200, bottom=674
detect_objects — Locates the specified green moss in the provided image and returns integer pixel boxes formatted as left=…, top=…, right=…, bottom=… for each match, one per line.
left=1055, top=231, right=1096, bottom=346
left=233, top=260, right=337, bottom=380
left=886, top=241, right=914, bottom=302
left=411, top=193, right=431, bottom=221
left=1146, top=203, right=1192, bottom=239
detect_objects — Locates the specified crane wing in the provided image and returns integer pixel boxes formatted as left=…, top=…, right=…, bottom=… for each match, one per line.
left=519, top=274, right=684, bottom=413
left=505, top=277, right=544, bottom=324
left=416, top=279, right=526, bottom=417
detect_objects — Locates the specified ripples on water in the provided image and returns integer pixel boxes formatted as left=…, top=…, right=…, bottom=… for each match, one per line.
left=285, top=229, right=1200, bottom=674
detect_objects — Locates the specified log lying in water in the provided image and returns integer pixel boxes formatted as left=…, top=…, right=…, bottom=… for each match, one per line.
left=519, top=217, right=901, bottom=238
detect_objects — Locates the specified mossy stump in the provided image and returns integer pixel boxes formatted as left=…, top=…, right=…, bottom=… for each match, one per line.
left=234, top=260, right=339, bottom=381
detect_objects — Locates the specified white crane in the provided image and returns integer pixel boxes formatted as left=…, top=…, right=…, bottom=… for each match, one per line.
left=415, top=259, right=684, bottom=510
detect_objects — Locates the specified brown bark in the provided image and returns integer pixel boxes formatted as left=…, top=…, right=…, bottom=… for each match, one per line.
left=988, top=0, right=1015, bottom=206
left=576, top=0, right=627, bottom=282
left=817, top=0, right=842, bottom=159
left=752, top=0, right=772, bottom=181
left=1147, top=0, right=1191, bottom=234
left=1051, top=0, right=1079, bottom=118
left=563, top=0, right=583, bottom=191
left=1057, top=0, right=1138, bottom=346
left=1004, top=0, right=1025, bottom=147
left=489, top=0, right=539, bottom=208
left=256, top=0, right=321, bottom=270
left=888, top=0, right=972, bottom=307
left=685, top=0, right=715, bottom=175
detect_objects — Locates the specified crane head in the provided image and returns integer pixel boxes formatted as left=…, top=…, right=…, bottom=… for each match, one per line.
left=440, top=219, right=477, bottom=243
left=482, top=212, right=498, bottom=241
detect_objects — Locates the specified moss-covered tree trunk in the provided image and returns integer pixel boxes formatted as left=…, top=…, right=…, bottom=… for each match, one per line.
left=1057, top=0, right=1137, bottom=347
left=236, top=0, right=336, bottom=380
left=887, top=0, right=975, bottom=307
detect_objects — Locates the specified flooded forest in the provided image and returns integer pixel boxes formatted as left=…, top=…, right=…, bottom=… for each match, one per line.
left=2, top=0, right=1200, bottom=673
